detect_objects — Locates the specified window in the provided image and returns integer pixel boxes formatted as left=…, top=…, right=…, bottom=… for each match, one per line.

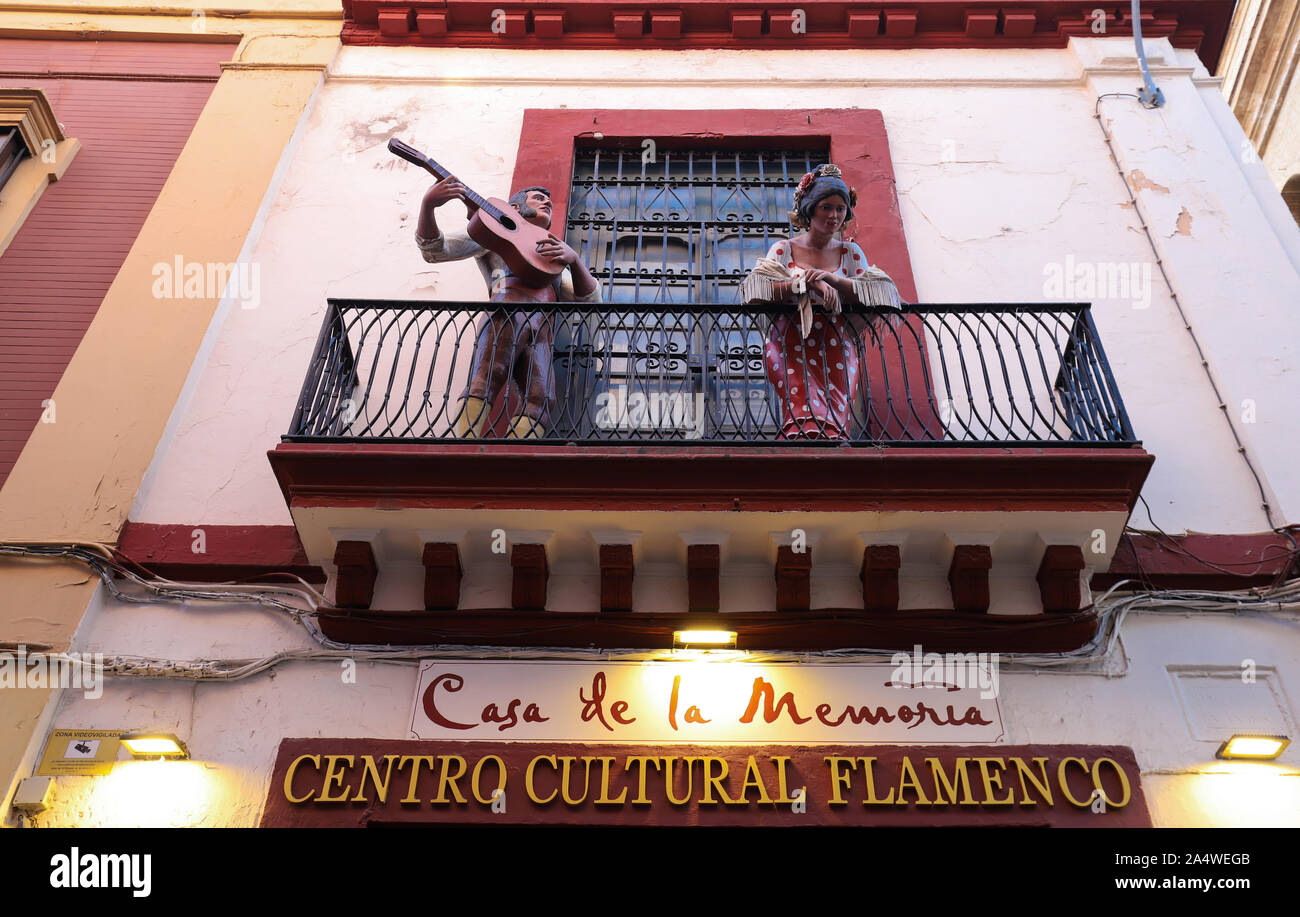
left=0, top=90, right=78, bottom=254
left=507, top=108, right=929, bottom=440
left=0, top=128, right=29, bottom=196
left=559, top=146, right=825, bottom=438
left=1283, top=174, right=1300, bottom=228
left=565, top=147, right=819, bottom=304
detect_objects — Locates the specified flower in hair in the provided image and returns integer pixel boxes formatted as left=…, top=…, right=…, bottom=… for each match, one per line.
left=793, top=171, right=817, bottom=206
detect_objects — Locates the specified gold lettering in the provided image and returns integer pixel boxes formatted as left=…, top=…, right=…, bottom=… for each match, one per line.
left=1012, top=757, right=1054, bottom=806
left=1091, top=757, right=1131, bottom=808
left=432, top=754, right=468, bottom=804
left=975, top=758, right=1014, bottom=805
left=771, top=756, right=796, bottom=804
left=926, top=757, right=976, bottom=805
left=738, top=756, right=774, bottom=805
left=559, top=756, right=592, bottom=806
left=699, top=757, right=739, bottom=805
left=825, top=756, right=857, bottom=805
left=283, top=754, right=320, bottom=804
left=317, top=754, right=354, bottom=803
left=593, top=757, right=628, bottom=805
left=663, top=756, right=694, bottom=806
left=895, top=757, right=932, bottom=805
left=472, top=755, right=506, bottom=804
left=525, top=755, right=558, bottom=804
left=353, top=755, right=400, bottom=804
left=861, top=756, right=895, bottom=805
left=1058, top=756, right=1091, bottom=807
left=624, top=756, right=661, bottom=805
left=397, top=755, right=435, bottom=804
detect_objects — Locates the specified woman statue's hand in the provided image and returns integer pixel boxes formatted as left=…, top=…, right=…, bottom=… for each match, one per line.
left=812, top=279, right=841, bottom=313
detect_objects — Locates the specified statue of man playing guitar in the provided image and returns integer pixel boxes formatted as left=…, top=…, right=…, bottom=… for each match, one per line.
left=416, top=178, right=600, bottom=439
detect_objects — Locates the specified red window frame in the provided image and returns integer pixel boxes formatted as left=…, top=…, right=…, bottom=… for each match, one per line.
left=509, top=108, right=918, bottom=301
left=506, top=107, right=939, bottom=440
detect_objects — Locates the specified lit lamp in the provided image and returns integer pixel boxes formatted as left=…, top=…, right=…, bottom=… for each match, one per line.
left=120, top=734, right=190, bottom=760
left=673, top=629, right=738, bottom=650
left=1215, top=734, right=1290, bottom=760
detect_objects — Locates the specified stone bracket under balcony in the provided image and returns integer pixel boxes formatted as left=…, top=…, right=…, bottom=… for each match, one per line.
left=268, top=443, right=1153, bottom=641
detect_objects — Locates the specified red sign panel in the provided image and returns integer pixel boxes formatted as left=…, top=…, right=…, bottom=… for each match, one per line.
left=262, top=740, right=1149, bottom=827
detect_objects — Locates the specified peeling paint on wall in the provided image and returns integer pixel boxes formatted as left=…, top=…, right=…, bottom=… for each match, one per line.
left=1129, top=170, right=1171, bottom=194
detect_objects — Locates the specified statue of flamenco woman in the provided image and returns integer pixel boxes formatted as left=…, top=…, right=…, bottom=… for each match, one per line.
left=740, top=164, right=901, bottom=440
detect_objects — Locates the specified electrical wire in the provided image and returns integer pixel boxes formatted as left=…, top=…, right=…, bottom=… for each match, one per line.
left=3, top=542, right=1297, bottom=686
left=1124, top=495, right=1300, bottom=580
left=0, top=542, right=326, bottom=624
left=1093, top=92, right=1300, bottom=585
left=1095, top=92, right=1280, bottom=531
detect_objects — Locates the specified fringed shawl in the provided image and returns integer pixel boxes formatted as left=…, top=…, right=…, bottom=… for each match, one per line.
left=740, top=252, right=901, bottom=339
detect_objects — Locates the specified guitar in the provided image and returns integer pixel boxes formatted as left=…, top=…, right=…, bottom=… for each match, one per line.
left=388, top=138, right=564, bottom=289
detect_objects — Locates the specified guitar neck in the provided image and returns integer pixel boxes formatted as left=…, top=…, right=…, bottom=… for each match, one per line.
left=387, top=138, right=507, bottom=222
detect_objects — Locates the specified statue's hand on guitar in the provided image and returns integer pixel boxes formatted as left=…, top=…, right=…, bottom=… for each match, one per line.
left=535, top=235, right=578, bottom=266
left=423, top=176, right=478, bottom=217
left=390, top=138, right=562, bottom=287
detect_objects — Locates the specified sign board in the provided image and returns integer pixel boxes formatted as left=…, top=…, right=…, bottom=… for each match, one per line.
left=263, top=739, right=1150, bottom=827
left=408, top=660, right=1005, bottom=744
left=37, top=730, right=121, bottom=776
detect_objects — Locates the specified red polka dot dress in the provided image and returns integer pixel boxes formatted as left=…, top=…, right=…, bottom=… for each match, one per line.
left=762, top=240, right=871, bottom=440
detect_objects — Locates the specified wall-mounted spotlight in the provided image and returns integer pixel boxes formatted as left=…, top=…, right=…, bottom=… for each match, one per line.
left=120, top=734, right=190, bottom=760
left=1215, top=735, right=1290, bottom=761
left=673, top=629, right=738, bottom=650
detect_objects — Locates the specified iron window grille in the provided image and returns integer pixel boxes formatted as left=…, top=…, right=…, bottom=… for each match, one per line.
left=561, top=147, right=825, bottom=439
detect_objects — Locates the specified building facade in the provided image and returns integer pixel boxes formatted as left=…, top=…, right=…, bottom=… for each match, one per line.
left=1217, top=0, right=1300, bottom=223
left=0, top=0, right=339, bottom=811
left=2, top=0, right=1298, bottom=827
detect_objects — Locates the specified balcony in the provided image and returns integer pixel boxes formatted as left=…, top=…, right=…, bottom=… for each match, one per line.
left=268, top=299, right=1152, bottom=649
left=283, top=299, right=1139, bottom=446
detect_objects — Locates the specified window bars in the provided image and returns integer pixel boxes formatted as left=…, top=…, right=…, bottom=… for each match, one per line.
left=565, top=147, right=820, bottom=305
left=564, top=147, right=822, bottom=434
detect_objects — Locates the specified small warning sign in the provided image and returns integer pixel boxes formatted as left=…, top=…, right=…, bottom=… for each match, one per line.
left=37, top=730, right=121, bottom=776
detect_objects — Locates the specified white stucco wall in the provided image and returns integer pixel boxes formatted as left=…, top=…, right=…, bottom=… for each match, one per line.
left=128, top=38, right=1300, bottom=536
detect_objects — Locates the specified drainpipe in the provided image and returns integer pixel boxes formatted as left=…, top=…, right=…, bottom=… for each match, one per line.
left=1131, top=0, right=1165, bottom=107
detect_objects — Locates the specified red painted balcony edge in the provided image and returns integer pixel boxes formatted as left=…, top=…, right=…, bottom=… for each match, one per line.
left=267, top=443, right=1155, bottom=513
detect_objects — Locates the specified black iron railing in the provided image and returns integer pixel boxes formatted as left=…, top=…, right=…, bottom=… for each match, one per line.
left=284, top=300, right=1138, bottom=446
